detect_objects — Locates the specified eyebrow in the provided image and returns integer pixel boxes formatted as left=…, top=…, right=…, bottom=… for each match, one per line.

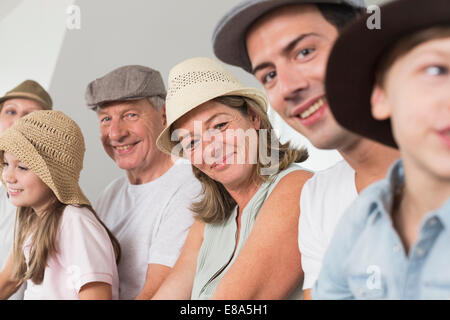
left=251, top=32, right=320, bottom=75
left=177, top=112, right=229, bottom=141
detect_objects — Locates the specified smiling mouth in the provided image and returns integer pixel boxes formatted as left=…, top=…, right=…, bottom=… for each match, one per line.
left=297, top=98, right=326, bottom=119
left=8, top=188, right=23, bottom=195
left=113, top=143, right=138, bottom=153
left=211, top=153, right=235, bottom=169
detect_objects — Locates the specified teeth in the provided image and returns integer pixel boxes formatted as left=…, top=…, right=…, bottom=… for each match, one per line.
left=115, top=144, right=133, bottom=151
left=9, top=188, right=22, bottom=193
left=300, top=98, right=324, bottom=119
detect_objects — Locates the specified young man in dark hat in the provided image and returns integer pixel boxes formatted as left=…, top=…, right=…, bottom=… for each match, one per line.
left=0, top=79, right=52, bottom=300
left=213, top=0, right=399, bottom=299
left=314, top=0, right=450, bottom=299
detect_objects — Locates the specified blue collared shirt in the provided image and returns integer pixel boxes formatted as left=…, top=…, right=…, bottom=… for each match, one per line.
left=312, top=160, right=450, bottom=299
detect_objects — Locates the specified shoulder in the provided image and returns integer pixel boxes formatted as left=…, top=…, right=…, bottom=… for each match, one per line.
left=301, top=160, right=355, bottom=202
left=269, top=163, right=313, bottom=193
left=59, top=205, right=103, bottom=232
left=100, top=176, right=128, bottom=195
left=161, top=160, right=202, bottom=198
left=335, top=178, right=390, bottom=240
left=306, top=160, right=353, bottom=187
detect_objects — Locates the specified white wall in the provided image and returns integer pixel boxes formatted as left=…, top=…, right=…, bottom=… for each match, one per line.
left=0, top=0, right=74, bottom=93
left=2, top=0, right=387, bottom=202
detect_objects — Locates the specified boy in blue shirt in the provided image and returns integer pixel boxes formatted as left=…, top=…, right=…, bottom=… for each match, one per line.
left=313, top=0, right=450, bottom=299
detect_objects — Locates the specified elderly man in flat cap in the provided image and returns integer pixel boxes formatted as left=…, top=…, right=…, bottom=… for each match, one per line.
left=213, top=0, right=399, bottom=299
left=0, top=79, right=53, bottom=300
left=85, top=65, right=201, bottom=300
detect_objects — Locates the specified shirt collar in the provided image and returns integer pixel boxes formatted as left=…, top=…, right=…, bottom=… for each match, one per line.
left=367, top=159, right=404, bottom=221
left=432, top=197, right=450, bottom=229
left=368, top=159, right=450, bottom=229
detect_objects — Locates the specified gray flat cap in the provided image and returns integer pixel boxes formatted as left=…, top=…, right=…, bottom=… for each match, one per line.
left=85, top=65, right=166, bottom=108
left=213, top=0, right=366, bottom=73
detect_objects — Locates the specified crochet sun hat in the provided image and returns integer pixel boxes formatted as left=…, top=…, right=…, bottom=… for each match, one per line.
left=156, top=57, right=269, bottom=156
left=0, top=110, right=90, bottom=206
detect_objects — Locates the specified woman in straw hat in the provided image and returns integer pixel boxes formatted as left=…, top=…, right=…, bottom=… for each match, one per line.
left=0, top=110, right=121, bottom=300
left=0, top=80, right=53, bottom=300
left=152, top=57, right=312, bottom=299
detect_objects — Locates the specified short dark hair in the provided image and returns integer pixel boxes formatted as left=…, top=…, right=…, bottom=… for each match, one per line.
left=375, top=26, right=450, bottom=87
left=316, top=3, right=364, bottom=31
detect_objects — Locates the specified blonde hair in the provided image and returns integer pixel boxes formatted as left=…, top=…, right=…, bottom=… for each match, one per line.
left=11, top=187, right=121, bottom=285
left=184, top=95, right=308, bottom=224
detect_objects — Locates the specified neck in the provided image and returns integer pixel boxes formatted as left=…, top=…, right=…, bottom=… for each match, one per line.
left=225, top=175, right=263, bottom=215
left=400, top=159, right=450, bottom=219
left=339, top=138, right=400, bottom=193
left=127, top=153, right=174, bottom=185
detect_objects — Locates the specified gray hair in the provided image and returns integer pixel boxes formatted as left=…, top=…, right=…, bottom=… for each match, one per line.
left=147, top=95, right=165, bottom=110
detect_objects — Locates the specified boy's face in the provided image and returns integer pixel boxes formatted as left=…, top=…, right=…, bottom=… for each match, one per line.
left=371, top=37, right=450, bottom=180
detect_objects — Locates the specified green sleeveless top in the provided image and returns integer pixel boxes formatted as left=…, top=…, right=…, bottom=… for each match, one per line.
left=191, top=163, right=305, bottom=300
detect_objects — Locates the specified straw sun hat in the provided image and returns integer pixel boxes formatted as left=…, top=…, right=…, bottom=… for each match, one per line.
left=0, top=110, right=90, bottom=206
left=156, top=57, right=269, bottom=156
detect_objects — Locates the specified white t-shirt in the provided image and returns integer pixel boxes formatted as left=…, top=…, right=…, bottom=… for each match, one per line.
left=0, top=186, right=26, bottom=300
left=95, top=159, right=201, bottom=300
left=23, top=205, right=119, bottom=300
left=298, top=160, right=357, bottom=290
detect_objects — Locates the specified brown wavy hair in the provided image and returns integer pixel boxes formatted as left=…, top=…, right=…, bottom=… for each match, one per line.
left=11, top=193, right=121, bottom=285
left=173, top=95, right=308, bottom=224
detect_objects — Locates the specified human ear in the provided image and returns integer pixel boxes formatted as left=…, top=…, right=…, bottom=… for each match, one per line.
left=246, top=107, right=261, bottom=130
left=371, top=85, right=391, bottom=121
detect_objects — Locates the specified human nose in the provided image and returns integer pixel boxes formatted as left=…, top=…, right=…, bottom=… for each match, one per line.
left=277, top=63, right=309, bottom=101
left=202, top=129, right=225, bottom=163
left=2, top=166, right=17, bottom=184
left=108, top=118, right=128, bottom=141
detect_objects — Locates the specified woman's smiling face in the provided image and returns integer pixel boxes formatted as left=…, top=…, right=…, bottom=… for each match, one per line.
left=172, top=99, right=261, bottom=190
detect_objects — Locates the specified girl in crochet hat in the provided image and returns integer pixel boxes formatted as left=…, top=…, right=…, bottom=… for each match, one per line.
left=0, top=110, right=121, bottom=300
left=0, top=79, right=52, bottom=300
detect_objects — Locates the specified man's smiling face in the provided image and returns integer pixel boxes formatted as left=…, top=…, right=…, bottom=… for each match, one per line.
left=246, top=4, right=355, bottom=149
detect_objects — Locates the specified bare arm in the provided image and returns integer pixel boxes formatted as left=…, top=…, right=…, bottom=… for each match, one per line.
left=0, top=252, right=23, bottom=300
left=135, top=264, right=172, bottom=300
left=303, top=289, right=312, bottom=300
left=212, top=170, right=313, bottom=299
left=78, top=282, right=112, bottom=300
left=151, top=220, right=204, bottom=300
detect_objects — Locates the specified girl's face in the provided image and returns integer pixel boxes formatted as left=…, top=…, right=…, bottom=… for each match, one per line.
left=2, top=152, right=53, bottom=215
left=173, top=100, right=261, bottom=190
left=0, top=98, right=43, bottom=134
left=371, top=37, right=450, bottom=182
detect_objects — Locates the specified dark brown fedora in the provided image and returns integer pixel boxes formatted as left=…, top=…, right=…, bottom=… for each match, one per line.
left=325, top=0, right=450, bottom=148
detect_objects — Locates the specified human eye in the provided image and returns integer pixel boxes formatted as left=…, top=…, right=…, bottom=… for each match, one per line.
left=213, top=121, right=228, bottom=130
left=18, top=165, right=28, bottom=171
left=425, top=65, right=448, bottom=76
left=261, top=70, right=277, bottom=85
left=296, top=47, right=315, bottom=60
left=4, top=108, right=16, bottom=116
left=100, top=116, right=111, bottom=124
left=125, top=112, right=138, bottom=119
left=2, top=162, right=8, bottom=167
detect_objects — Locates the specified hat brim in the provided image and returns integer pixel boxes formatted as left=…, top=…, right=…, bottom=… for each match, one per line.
left=213, top=0, right=366, bottom=72
left=325, top=0, right=450, bottom=148
left=0, top=92, right=51, bottom=110
left=156, top=87, right=268, bottom=157
left=0, top=129, right=90, bottom=206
